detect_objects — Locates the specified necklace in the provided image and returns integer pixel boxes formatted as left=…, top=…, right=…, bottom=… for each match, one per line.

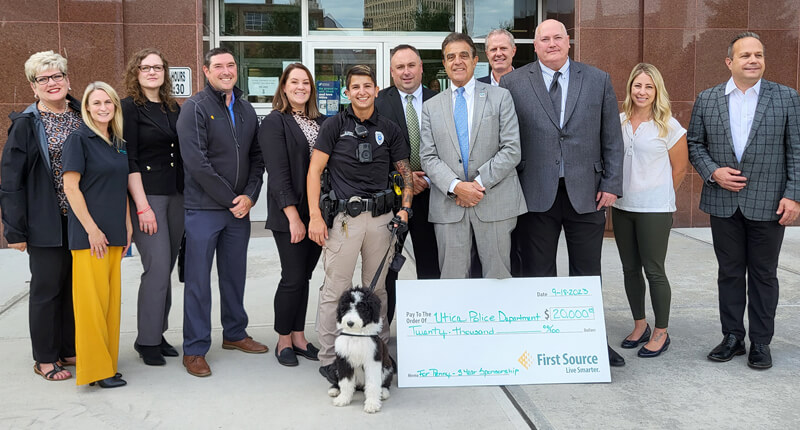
left=39, top=101, right=68, bottom=115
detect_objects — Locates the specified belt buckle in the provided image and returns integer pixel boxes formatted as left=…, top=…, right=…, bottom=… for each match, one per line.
left=346, top=196, right=363, bottom=217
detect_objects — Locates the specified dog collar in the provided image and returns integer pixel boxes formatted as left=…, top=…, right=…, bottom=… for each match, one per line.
left=339, top=332, right=378, bottom=338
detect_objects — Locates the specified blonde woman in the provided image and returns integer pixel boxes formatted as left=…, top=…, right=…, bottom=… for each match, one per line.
left=614, top=63, right=688, bottom=358
left=62, top=82, right=132, bottom=387
left=0, top=50, right=80, bottom=381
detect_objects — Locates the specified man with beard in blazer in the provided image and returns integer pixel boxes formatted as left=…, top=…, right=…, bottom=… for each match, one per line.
left=689, top=32, right=800, bottom=369
left=375, top=44, right=439, bottom=324
left=500, top=19, right=626, bottom=366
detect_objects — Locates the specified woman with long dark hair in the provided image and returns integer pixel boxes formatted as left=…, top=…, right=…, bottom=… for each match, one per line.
left=122, top=48, right=182, bottom=366
left=259, top=63, right=326, bottom=366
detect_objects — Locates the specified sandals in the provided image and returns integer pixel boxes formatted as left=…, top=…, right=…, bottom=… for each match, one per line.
left=33, top=362, right=72, bottom=381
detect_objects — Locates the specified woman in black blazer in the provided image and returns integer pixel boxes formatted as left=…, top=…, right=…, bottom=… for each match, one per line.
left=260, top=63, right=326, bottom=366
left=0, top=51, right=80, bottom=381
left=122, top=48, right=182, bottom=366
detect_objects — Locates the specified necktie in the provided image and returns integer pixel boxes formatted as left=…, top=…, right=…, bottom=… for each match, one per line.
left=454, top=87, right=469, bottom=179
left=549, top=71, right=562, bottom=126
left=405, top=94, right=421, bottom=171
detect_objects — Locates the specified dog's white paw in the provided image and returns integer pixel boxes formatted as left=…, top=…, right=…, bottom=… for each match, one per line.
left=380, top=388, right=391, bottom=400
left=363, top=399, right=382, bottom=413
left=328, top=387, right=340, bottom=397
left=333, top=395, right=352, bottom=407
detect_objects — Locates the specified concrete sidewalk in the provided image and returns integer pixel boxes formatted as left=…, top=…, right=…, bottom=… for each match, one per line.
left=0, top=227, right=798, bottom=429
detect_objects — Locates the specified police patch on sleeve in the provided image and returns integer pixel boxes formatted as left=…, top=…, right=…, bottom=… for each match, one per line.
left=375, top=131, right=385, bottom=146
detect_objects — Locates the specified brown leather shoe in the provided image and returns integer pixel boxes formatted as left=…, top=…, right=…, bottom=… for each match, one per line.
left=183, top=355, right=211, bottom=377
left=222, top=336, right=269, bottom=354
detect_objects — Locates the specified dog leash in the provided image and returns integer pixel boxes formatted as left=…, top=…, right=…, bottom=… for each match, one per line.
left=366, top=215, right=407, bottom=292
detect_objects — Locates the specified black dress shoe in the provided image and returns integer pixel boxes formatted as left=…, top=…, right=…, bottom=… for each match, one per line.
left=293, top=343, right=320, bottom=361
left=134, top=342, right=166, bottom=366
left=90, top=375, right=127, bottom=388
left=638, top=333, right=670, bottom=358
left=707, top=334, right=746, bottom=362
left=319, top=363, right=338, bottom=384
left=621, top=324, right=651, bottom=349
left=159, top=336, right=179, bottom=357
left=608, top=345, right=625, bottom=367
left=747, top=343, right=772, bottom=369
left=276, top=346, right=299, bottom=367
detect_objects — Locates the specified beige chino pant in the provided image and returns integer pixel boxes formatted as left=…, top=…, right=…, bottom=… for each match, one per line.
left=316, top=211, right=394, bottom=365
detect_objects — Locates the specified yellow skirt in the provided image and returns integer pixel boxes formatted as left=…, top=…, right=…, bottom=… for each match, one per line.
left=71, top=247, right=123, bottom=385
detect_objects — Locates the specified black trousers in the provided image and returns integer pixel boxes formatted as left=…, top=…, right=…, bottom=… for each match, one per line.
left=385, top=188, right=440, bottom=324
left=512, top=179, right=606, bottom=277
left=272, top=230, right=322, bottom=335
left=710, top=209, right=784, bottom=344
left=27, top=216, right=75, bottom=362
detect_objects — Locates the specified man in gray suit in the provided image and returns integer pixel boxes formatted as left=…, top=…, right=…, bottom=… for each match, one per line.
left=420, top=32, right=526, bottom=279
left=689, top=32, right=800, bottom=369
left=501, top=19, right=625, bottom=366
left=478, top=29, right=517, bottom=86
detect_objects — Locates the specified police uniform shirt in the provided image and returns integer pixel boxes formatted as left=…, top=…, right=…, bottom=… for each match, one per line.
left=62, top=124, right=130, bottom=250
left=314, top=105, right=409, bottom=199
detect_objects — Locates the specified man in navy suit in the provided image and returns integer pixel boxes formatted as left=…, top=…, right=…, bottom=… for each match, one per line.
left=375, top=45, right=440, bottom=324
left=689, top=32, right=800, bottom=369
left=478, top=29, right=517, bottom=86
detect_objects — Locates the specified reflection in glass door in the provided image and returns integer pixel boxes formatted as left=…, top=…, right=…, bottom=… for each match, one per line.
left=310, top=46, right=379, bottom=115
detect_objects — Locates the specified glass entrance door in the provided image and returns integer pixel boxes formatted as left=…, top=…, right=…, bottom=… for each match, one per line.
left=307, top=41, right=456, bottom=115
left=307, top=42, right=382, bottom=115
left=381, top=43, right=449, bottom=93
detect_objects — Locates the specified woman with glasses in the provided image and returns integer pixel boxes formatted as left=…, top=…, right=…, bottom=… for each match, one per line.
left=259, top=63, right=326, bottom=366
left=63, top=82, right=132, bottom=388
left=1, top=51, right=81, bottom=381
left=121, top=48, right=182, bottom=366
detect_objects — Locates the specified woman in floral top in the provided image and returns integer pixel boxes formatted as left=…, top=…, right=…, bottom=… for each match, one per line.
left=259, top=63, right=327, bottom=367
left=0, top=51, right=82, bottom=381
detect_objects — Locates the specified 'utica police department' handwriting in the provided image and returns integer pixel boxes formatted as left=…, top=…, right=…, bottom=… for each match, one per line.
left=404, top=308, right=595, bottom=325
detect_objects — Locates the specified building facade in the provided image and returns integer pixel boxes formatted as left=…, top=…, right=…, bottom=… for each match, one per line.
left=1, top=0, right=799, bottom=246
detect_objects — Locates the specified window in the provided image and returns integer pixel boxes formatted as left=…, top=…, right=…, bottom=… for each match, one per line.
left=244, top=12, right=269, bottom=32
left=310, top=0, right=455, bottom=35
left=221, top=41, right=302, bottom=104
left=220, top=0, right=301, bottom=36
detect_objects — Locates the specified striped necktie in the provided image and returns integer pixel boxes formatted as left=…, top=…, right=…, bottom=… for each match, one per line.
left=405, top=94, right=421, bottom=171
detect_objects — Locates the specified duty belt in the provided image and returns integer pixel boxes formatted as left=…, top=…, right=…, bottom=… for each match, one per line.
left=338, top=196, right=390, bottom=218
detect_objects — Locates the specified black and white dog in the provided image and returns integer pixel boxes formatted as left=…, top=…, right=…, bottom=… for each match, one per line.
left=328, top=287, right=396, bottom=413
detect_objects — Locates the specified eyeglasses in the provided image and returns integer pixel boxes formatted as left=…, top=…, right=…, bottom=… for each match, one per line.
left=138, top=65, right=165, bottom=73
left=33, top=73, right=66, bottom=85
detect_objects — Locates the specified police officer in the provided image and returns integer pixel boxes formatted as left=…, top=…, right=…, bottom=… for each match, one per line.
left=307, top=65, right=413, bottom=383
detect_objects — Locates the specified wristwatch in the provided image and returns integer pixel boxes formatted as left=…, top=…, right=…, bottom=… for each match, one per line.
left=399, top=207, right=413, bottom=219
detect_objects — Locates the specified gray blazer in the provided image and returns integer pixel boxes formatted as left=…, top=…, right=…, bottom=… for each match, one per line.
left=500, top=60, right=623, bottom=214
left=687, top=79, right=800, bottom=221
left=419, top=81, right=526, bottom=224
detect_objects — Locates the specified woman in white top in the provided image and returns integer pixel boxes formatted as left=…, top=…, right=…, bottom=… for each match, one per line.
left=614, top=63, right=688, bottom=358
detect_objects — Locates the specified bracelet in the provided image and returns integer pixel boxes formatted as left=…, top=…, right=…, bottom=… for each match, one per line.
left=137, top=206, right=151, bottom=215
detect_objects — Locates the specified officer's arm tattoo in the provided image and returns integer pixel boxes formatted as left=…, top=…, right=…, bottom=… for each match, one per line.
left=395, top=158, right=414, bottom=208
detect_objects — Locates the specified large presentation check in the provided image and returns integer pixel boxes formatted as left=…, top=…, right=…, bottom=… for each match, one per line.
left=396, top=277, right=611, bottom=387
